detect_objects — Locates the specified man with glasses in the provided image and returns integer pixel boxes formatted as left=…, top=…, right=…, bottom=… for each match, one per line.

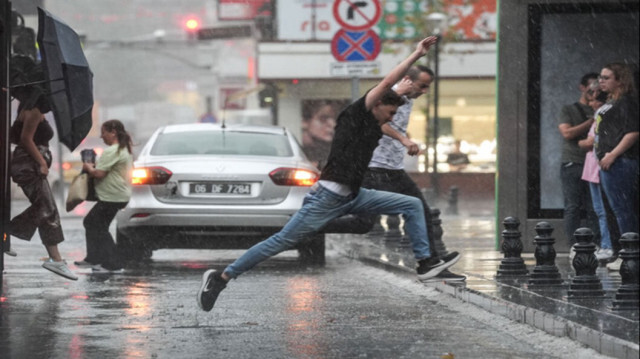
left=557, top=72, right=600, bottom=255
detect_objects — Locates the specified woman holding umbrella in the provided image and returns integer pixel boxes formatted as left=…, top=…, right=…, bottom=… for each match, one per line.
left=8, top=55, right=77, bottom=280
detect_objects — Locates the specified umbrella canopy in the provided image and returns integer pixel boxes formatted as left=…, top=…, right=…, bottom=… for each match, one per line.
left=37, top=7, right=93, bottom=151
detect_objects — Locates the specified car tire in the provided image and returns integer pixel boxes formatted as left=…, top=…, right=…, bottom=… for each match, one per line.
left=116, top=229, right=152, bottom=263
left=298, top=233, right=325, bottom=265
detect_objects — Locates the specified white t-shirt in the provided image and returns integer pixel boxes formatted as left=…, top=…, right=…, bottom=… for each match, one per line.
left=368, top=93, right=413, bottom=170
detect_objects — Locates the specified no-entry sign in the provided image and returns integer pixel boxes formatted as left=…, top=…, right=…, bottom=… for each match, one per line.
left=332, top=0, right=382, bottom=31
left=331, top=29, right=381, bottom=62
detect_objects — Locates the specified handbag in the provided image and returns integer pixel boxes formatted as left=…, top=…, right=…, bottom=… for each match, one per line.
left=65, top=172, right=97, bottom=212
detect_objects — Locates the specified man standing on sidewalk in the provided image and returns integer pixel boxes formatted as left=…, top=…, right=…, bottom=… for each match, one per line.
left=321, top=65, right=465, bottom=282
left=197, top=36, right=460, bottom=312
left=557, top=72, right=600, bottom=253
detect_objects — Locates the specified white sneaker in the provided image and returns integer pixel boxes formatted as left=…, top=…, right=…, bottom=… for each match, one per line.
left=606, top=257, right=622, bottom=271
left=42, top=259, right=78, bottom=280
left=91, top=264, right=124, bottom=274
left=595, top=248, right=614, bottom=261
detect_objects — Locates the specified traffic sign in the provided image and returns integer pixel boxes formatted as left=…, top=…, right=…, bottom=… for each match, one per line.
left=331, top=29, right=381, bottom=62
left=330, top=62, right=381, bottom=77
left=332, top=0, right=382, bottom=31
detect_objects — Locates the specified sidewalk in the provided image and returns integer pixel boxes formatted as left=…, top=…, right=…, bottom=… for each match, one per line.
left=327, top=197, right=639, bottom=359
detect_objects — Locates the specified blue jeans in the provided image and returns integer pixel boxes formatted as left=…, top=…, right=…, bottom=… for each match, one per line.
left=224, top=185, right=431, bottom=278
left=599, top=157, right=639, bottom=235
left=589, top=182, right=611, bottom=249
left=560, top=162, right=599, bottom=245
left=321, top=168, right=440, bottom=256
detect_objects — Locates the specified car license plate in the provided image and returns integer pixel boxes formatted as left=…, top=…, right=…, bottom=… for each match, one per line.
left=189, top=183, right=251, bottom=195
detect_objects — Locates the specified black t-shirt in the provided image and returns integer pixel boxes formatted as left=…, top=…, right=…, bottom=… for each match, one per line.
left=302, top=140, right=332, bottom=170
left=595, top=93, right=639, bottom=160
left=320, top=95, right=383, bottom=193
left=10, top=119, right=54, bottom=146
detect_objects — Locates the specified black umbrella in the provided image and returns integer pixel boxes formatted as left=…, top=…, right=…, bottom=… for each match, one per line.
left=37, top=7, right=93, bottom=151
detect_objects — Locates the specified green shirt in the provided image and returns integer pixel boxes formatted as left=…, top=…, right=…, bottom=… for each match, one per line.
left=95, top=144, right=133, bottom=202
left=558, top=102, right=593, bottom=163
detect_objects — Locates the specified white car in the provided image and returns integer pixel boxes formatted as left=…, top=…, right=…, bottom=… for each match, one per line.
left=116, top=123, right=324, bottom=263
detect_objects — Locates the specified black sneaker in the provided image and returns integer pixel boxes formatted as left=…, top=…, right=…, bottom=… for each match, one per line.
left=416, top=256, right=457, bottom=281
left=196, top=269, right=227, bottom=312
left=422, top=269, right=467, bottom=283
left=438, top=251, right=461, bottom=265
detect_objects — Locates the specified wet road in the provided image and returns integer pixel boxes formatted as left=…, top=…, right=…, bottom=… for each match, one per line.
left=2, top=211, right=608, bottom=359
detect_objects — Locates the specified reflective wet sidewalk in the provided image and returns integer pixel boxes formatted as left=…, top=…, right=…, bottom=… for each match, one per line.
left=327, top=198, right=639, bottom=359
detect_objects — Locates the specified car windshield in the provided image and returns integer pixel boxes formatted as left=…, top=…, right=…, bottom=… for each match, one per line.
left=150, top=131, right=293, bottom=157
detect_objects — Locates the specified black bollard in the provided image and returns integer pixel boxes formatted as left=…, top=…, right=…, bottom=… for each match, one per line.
left=366, top=215, right=385, bottom=239
left=568, top=228, right=605, bottom=299
left=430, top=208, right=449, bottom=256
left=400, top=216, right=412, bottom=248
left=399, top=232, right=412, bottom=248
left=446, top=186, right=459, bottom=215
left=612, top=232, right=639, bottom=310
left=496, top=217, right=529, bottom=277
left=384, top=215, right=403, bottom=243
left=528, top=222, right=563, bottom=286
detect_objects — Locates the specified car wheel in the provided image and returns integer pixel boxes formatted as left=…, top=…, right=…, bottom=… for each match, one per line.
left=298, top=233, right=325, bottom=265
left=116, top=229, right=152, bottom=263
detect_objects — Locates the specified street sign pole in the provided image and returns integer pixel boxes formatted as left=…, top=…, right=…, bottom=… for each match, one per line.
left=351, top=77, right=360, bottom=102
left=0, top=0, right=12, bottom=288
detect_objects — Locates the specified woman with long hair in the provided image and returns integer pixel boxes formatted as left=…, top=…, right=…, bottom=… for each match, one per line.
left=9, top=55, right=77, bottom=280
left=595, top=63, right=639, bottom=238
left=76, top=119, right=133, bottom=272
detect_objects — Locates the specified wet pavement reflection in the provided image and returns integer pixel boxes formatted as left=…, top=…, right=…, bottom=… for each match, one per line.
left=329, top=204, right=639, bottom=351
left=2, top=199, right=636, bottom=358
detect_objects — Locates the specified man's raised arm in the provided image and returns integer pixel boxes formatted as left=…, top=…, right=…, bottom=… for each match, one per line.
left=364, top=36, right=437, bottom=110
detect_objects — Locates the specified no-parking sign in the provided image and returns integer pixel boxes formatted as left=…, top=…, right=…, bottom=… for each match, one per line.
left=331, top=29, right=381, bottom=62
left=332, top=0, right=382, bottom=31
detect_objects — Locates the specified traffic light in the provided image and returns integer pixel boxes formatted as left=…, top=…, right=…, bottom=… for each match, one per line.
left=259, top=83, right=278, bottom=108
left=13, top=27, right=36, bottom=60
left=183, top=16, right=201, bottom=39
left=184, top=18, right=200, bottom=32
left=11, top=10, right=37, bottom=60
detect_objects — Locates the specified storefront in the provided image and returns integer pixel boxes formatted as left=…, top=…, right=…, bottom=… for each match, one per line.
left=269, top=75, right=496, bottom=175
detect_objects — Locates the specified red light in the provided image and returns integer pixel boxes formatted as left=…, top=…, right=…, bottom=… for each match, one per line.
left=292, top=79, right=299, bottom=85
left=184, top=18, right=200, bottom=32
left=269, top=168, right=319, bottom=187
left=62, top=162, right=72, bottom=170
